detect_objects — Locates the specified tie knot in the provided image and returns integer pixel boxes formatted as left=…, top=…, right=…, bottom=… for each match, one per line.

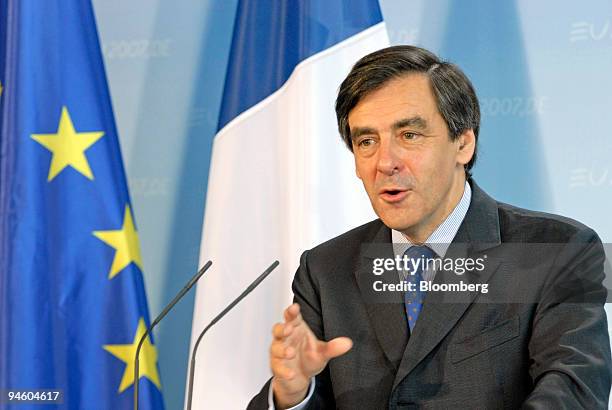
left=403, top=245, right=436, bottom=260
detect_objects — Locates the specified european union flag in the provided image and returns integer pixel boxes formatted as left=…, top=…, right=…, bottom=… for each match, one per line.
left=0, top=1, right=165, bottom=409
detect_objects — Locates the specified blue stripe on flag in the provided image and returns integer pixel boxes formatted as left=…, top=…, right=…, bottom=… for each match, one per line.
left=217, top=0, right=382, bottom=130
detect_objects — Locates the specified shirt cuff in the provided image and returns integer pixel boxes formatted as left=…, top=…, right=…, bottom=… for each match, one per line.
left=268, top=377, right=316, bottom=410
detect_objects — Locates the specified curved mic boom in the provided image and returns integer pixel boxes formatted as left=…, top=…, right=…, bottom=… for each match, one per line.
left=186, top=260, right=280, bottom=410
left=134, top=260, right=213, bottom=410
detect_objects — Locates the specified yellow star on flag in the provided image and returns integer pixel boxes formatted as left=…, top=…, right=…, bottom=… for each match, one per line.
left=31, top=106, right=104, bottom=181
left=103, top=318, right=162, bottom=393
left=0, top=81, right=3, bottom=97
left=93, top=205, right=143, bottom=279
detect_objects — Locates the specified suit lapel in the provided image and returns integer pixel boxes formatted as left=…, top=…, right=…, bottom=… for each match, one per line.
left=392, top=180, right=503, bottom=390
left=354, top=222, right=409, bottom=370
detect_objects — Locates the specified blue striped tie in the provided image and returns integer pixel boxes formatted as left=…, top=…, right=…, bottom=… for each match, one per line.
left=404, top=245, right=435, bottom=331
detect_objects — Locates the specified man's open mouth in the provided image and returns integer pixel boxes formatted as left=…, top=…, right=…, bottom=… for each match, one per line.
left=379, top=188, right=409, bottom=202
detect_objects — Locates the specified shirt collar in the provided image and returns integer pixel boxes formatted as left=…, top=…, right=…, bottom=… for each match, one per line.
left=391, top=180, right=472, bottom=258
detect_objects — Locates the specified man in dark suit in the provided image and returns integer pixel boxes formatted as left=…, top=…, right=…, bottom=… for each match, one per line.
left=248, top=45, right=611, bottom=409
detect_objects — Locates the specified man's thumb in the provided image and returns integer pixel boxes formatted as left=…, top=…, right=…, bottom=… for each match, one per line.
left=323, top=337, right=353, bottom=360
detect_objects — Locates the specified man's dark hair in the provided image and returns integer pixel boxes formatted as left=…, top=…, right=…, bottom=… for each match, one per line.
left=335, top=45, right=480, bottom=173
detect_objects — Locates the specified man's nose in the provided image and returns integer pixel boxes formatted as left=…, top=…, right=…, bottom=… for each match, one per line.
left=376, top=137, right=402, bottom=176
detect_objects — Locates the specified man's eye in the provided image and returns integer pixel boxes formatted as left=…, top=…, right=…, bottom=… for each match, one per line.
left=402, top=132, right=418, bottom=140
left=358, top=138, right=375, bottom=147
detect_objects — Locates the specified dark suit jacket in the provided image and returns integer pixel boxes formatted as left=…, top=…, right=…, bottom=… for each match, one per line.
left=249, top=181, right=611, bottom=409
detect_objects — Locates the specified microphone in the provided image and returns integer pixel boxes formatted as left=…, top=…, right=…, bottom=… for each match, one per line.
left=134, top=260, right=213, bottom=410
left=186, top=260, right=280, bottom=410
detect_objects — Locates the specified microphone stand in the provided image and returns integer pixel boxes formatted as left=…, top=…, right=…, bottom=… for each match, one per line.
left=134, top=260, right=213, bottom=410
left=186, top=260, right=279, bottom=410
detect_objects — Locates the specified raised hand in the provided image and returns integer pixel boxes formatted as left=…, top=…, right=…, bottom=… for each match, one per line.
left=270, top=303, right=352, bottom=409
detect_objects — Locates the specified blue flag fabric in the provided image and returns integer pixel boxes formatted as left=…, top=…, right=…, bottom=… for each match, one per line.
left=0, top=1, right=164, bottom=409
left=218, top=0, right=383, bottom=130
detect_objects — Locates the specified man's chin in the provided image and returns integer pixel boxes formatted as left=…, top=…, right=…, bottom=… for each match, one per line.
left=378, top=216, right=419, bottom=233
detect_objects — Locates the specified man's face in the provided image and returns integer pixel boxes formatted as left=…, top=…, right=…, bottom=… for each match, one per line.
left=348, top=74, right=475, bottom=242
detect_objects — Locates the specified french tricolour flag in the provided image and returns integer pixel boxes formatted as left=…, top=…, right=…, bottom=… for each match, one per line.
left=188, top=1, right=388, bottom=408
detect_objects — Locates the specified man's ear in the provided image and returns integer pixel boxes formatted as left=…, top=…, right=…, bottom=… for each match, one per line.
left=456, top=129, right=476, bottom=166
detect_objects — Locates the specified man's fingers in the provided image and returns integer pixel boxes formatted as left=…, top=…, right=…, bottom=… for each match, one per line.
left=283, top=303, right=302, bottom=324
left=285, top=346, right=296, bottom=359
left=272, top=323, right=285, bottom=339
left=270, top=342, right=296, bottom=359
left=321, top=337, right=353, bottom=360
left=270, top=342, right=286, bottom=358
left=272, top=322, right=295, bottom=340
